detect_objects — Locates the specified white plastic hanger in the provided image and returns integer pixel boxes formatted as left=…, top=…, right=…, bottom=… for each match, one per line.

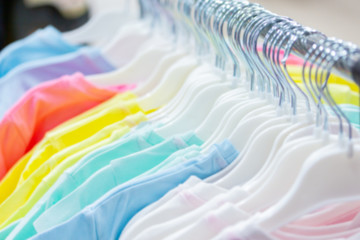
left=151, top=0, right=259, bottom=137
left=215, top=18, right=327, bottom=190
left=223, top=119, right=296, bottom=187
left=155, top=80, right=233, bottom=138
left=61, top=0, right=140, bottom=46
left=237, top=134, right=338, bottom=214
left=240, top=122, right=313, bottom=193
left=207, top=17, right=315, bottom=186
left=100, top=21, right=154, bottom=68
left=157, top=73, right=229, bottom=126
left=195, top=91, right=250, bottom=140
left=255, top=142, right=360, bottom=232
left=242, top=116, right=350, bottom=196
left=137, top=55, right=200, bottom=112
left=86, top=0, right=128, bottom=16
left=200, top=98, right=268, bottom=148
left=133, top=49, right=188, bottom=96
left=152, top=71, right=221, bottom=123
left=148, top=63, right=216, bottom=120
left=204, top=102, right=276, bottom=151
left=63, top=10, right=133, bottom=48
left=247, top=37, right=360, bottom=233
left=87, top=36, right=174, bottom=86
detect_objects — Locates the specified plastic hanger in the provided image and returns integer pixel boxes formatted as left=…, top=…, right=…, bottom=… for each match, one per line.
left=238, top=135, right=338, bottom=214
left=147, top=63, right=216, bottom=120
left=158, top=73, right=225, bottom=125
left=140, top=0, right=225, bottom=118
left=153, top=0, right=247, bottom=138
left=98, top=0, right=182, bottom=68
left=133, top=49, right=188, bottom=96
left=155, top=0, right=267, bottom=138
left=240, top=121, right=311, bottom=192
left=195, top=93, right=250, bottom=140
left=252, top=38, right=360, bottom=233
left=210, top=16, right=314, bottom=188
left=63, top=10, right=133, bottom=47
left=199, top=3, right=274, bottom=151
left=87, top=36, right=174, bottom=86
left=151, top=67, right=221, bottom=123
left=229, top=24, right=333, bottom=211
left=87, top=0, right=187, bottom=86
left=61, top=0, right=140, bottom=46
left=85, top=0, right=128, bottom=16
left=230, top=21, right=321, bottom=192
left=100, top=21, right=154, bottom=68
left=137, top=55, right=200, bottom=112
left=149, top=0, right=247, bottom=122
left=154, top=79, right=233, bottom=138
left=240, top=115, right=350, bottom=197
left=256, top=142, right=360, bottom=232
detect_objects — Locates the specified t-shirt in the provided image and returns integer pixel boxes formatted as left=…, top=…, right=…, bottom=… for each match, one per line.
left=30, top=140, right=238, bottom=240
left=43, top=126, right=165, bottom=207
left=3, top=125, right=165, bottom=240
left=0, top=113, right=147, bottom=229
left=120, top=176, right=227, bottom=240
left=33, top=132, right=203, bottom=232
left=0, top=220, right=18, bottom=240
left=0, top=26, right=80, bottom=77
left=165, top=203, right=248, bottom=240
left=138, top=146, right=202, bottom=178
left=0, top=47, right=115, bottom=119
left=0, top=72, right=134, bottom=180
left=0, top=93, right=141, bottom=205
left=131, top=186, right=247, bottom=240
left=212, top=221, right=276, bottom=240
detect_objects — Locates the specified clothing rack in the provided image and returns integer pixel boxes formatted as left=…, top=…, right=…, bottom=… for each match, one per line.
left=140, top=0, right=360, bottom=87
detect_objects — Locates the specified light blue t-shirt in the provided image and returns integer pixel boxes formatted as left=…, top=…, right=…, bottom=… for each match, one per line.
left=30, top=140, right=238, bottom=240
left=0, top=47, right=114, bottom=119
left=0, top=26, right=80, bottom=77
left=33, top=132, right=203, bottom=233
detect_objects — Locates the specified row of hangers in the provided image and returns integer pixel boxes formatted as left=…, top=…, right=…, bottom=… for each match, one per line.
left=43, top=0, right=360, bottom=234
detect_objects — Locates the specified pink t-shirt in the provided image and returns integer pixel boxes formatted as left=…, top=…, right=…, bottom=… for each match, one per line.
left=0, top=72, right=135, bottom=179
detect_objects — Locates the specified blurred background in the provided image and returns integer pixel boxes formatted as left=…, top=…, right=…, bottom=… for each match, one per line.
left=0, top=0, right=359, bottom=50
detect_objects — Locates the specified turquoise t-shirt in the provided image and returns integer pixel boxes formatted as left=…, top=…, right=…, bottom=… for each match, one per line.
left=30, top=140, right=238, bottom=240
left=0, top=220, right=18, bottom=240
left=327, top=104, right=360, bottom=129
left=33, top=132, right=203, bottom=233
left=0, top=26, right=80, bottom=77
left=3, top=125, right=162, bottom=240
left=139, top=145, right=202, bottom=178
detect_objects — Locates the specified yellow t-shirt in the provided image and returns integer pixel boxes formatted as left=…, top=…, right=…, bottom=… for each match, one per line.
left=0, top=92, right=138, bottom=204
left=287, top=66, right=359, bottom=106
left=0, top=112, right=147, bottom=228
left=288, top=65, right=360, bottom=93
left=0, top=112, right=147, bottom=229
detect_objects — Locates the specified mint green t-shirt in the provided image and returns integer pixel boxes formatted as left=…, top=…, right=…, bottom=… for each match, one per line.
left=4, top=125, right=163, bottom=240
left=33, top=132, right=203, bottom=233
left=139, top=145, right=202, bottom=178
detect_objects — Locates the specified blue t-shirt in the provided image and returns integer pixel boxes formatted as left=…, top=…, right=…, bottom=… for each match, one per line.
left=30, top=140, right=238, bottom=240
left=0, top=47, right=114, bottom=119
left=0, top=26, right=80, bottom=77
